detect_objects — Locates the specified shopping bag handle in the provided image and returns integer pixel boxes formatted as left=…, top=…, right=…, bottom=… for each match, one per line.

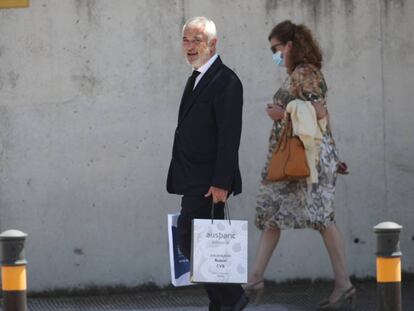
left=211, top=201, right=231, bottom=225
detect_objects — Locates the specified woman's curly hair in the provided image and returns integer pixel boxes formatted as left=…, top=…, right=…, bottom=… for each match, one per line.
left=268, top=20, right=323, bottom=72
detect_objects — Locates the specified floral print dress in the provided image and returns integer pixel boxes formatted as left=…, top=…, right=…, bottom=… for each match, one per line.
left=255, top=63, right=339, bottom=231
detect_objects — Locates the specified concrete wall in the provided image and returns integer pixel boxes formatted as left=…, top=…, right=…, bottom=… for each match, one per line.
left=0, top=0, right=412, bottom=291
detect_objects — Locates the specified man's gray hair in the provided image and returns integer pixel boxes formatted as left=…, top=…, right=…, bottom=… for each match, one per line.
left=182, top=16, right=217, bottom=43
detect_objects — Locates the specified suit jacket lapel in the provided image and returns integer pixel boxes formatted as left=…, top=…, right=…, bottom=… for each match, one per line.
left=178, top=74, right=195, bottom=121
left=178, top=57, right=223, bottom=125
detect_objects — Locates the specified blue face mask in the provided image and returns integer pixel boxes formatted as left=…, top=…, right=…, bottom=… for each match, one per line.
left=272, top=51, right=284, bottom=67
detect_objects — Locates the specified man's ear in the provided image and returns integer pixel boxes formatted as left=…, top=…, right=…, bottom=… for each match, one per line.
left=286, top=40, right=293, bottom=51
left=209, top=38, right=217, bottom=52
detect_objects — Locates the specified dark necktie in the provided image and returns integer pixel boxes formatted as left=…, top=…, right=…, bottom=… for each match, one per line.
left=186, top=70, right=201, bottom=97
left=179, top=70, right=201, bottom=119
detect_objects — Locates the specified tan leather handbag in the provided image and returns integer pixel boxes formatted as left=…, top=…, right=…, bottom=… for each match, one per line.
left=266, top=118, right=310, bottom=182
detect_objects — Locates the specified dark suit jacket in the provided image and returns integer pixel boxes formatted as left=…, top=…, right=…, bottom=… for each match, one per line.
left=167, top=56, right=243, bottom=196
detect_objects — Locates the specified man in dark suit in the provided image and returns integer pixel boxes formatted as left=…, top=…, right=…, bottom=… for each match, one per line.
left=166, top=16, right=247, bottom=311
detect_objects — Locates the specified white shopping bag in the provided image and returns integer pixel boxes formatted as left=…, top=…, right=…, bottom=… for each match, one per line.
left=168, top=213, right=194, bottom=287
left=190, top=205, right=248, bottom=284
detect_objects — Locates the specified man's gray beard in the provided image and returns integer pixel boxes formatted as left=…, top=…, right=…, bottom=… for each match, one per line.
left=186, top=49, right=211, bottom=69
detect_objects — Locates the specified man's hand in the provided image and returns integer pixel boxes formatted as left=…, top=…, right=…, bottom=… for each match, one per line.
left=266, top=103, right=285, bottom=121
left=205, top=186, right=228, bottom=203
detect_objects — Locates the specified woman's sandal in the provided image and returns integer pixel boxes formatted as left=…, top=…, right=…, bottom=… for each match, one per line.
left=318, top=286, right=356, bottom=310
left=242, top=279, right=265, bottom=304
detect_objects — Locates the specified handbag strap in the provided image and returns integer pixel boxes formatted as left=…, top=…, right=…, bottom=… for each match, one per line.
left=274, top=116, right=291, bottom=152
left=211, top=201, right=231, bottom=225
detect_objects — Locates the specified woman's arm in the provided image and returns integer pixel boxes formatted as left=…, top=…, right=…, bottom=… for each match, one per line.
left=289, top=65, right=328, bottom=120
left=312, top=100, right=328, bottom=119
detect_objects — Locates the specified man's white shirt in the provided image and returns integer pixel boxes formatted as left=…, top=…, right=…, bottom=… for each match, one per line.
left=193, top=53, right=218, bottom=89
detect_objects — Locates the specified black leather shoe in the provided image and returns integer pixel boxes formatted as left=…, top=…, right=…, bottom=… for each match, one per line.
left=220, top=294, right=249, bottom=311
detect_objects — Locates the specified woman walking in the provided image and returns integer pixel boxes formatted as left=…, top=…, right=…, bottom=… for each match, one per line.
left=245, top=20, right=355, bottom=310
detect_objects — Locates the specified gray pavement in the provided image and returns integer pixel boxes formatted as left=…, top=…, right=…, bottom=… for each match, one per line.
left=3, top=279, right=413, bottom=310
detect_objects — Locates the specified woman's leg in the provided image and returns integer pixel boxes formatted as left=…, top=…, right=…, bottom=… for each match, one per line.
left=248, top=228, right=281, bottom=283
left=320, top=223, right=353, bottom=301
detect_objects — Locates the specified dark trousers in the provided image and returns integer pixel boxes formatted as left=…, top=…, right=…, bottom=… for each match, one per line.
left=177, top=195, right=244, bottom=310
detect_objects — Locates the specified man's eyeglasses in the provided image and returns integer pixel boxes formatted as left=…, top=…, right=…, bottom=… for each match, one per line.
left=183, top=38, right=205, bottom=46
